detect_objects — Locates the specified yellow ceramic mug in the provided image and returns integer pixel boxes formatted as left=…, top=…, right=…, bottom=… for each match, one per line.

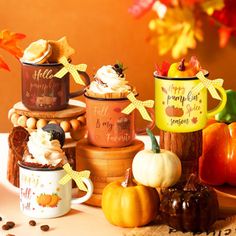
left=154, top=71, right=227, bottom=132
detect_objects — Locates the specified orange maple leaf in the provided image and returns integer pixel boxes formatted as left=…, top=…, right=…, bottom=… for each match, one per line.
left=0, top=56, right=10, bottom=71
left=0, top=29, right=26, bottom=59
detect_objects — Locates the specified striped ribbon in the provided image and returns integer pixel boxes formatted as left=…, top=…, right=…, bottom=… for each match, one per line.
left=191, top=71, right=224, bottom=100
left=54, top=56, right=87, bottom=85
left=121, top=92, right=154, bottom=121
left=59, top=163, right=90, bottom=192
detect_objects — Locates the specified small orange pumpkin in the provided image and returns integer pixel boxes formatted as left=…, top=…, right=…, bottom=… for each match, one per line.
left=101, top=168, right=160, bottom=228
left=168, top=58, right=200, bottom=78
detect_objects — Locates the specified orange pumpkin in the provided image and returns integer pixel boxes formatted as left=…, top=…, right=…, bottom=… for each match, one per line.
left=101, top=168, right=160, bottom=228
left=168, top=58, right=200, bottom=78
left=199, top=122, right=236, bottom=186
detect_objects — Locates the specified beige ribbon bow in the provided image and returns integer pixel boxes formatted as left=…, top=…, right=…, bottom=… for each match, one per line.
left=191, top=71, right=224, bottom=100
left=59, top=163, right=90, bottom=192
left=54, top=56, right=87, bottom=86
left=121, top=92, right=154, bottom=121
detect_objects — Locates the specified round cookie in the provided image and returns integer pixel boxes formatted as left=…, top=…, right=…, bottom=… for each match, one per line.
left=42, top=124, right=65, bottom=147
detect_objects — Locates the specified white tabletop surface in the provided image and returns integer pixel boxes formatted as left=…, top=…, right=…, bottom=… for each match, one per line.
left=0, top=133, right=151, bottom=236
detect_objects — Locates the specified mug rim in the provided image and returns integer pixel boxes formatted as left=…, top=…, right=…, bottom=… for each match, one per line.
left=18, top=161, right=63, bottom=172
left=84, top=92, right=139, bottom=101
left=21, top=58, right=71, bottom=67
left=21, top=61, right=63, bottom=67
left=153, top=69, right=209, bottom=80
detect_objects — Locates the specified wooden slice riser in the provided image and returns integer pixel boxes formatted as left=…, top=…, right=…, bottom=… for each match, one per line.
left=160, top=130, right=202, bottom=161
left=160, top=130, right=202, bottom=182
left=76, top=139, right=144, bottom=206
left=9, top=100, right=87, bottom=140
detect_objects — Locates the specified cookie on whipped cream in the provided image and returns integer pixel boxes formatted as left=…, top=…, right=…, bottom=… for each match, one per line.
left=22, top=127, right=67, bottom=169
left=21, top=39, right=52, bottom=64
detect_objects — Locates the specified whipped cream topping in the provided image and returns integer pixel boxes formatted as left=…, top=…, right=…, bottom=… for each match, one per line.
left=88, top=65, right=131, bottom=94
left=23, top=129, right=67, bottom=167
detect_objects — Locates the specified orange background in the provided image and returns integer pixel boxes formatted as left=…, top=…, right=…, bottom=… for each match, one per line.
left=0, top=0, right=236, bottom=133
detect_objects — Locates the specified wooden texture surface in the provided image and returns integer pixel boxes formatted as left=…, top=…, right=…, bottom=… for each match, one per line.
left=76, top=138, right=145, bottom=207
left=13, top=100, right=85, bottom=119
left=160, top=130, right=202, bottom=182
left=9, top=100, right=87, bottom=140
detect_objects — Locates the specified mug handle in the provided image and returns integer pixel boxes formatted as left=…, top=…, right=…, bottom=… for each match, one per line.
left=135, top=108, right=155, bottom=135
left=207, top=85, right=227, bottom=118
left=69, top=71, right=91, bottom=98
left=71, top=177, right=94, bottom=204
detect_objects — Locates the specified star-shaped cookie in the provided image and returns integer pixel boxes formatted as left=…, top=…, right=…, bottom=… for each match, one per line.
left=48, top=36, right=75, bottom=63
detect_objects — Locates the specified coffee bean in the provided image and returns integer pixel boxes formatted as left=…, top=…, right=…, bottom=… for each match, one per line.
left=40, top=225, right=50, bottom=231
left=6, top=234, right=15, bottom=236
left=6, top=221, right=15, bottom=228
left=2, top=224, right=10, bottom=230
left=29, top=220, right=36, bottom=226
left=0, top=216, right=2, bottom=221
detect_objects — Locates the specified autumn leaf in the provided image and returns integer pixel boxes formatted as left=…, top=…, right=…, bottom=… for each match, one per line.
left=0, top=29, right=25, bottom=71
left=0, top=29, right=26, bottom=59
left=149, top=7, right=203, bottom=59
left=129, top=0, right=155, bottom=18
left=218, top=27, right=232, bottom=48
left=160, top=0, right=203, bottom=7
left=155, top=61, right=170, bottom=76
left=201, top=0, right=224, bottom=15
left=0, top=56, right=10, bottom=71
left=212, top=0, right=236, bottom=47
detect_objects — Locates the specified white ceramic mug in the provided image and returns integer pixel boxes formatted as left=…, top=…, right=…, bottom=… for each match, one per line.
left=19, top=163, right=93, bottom=218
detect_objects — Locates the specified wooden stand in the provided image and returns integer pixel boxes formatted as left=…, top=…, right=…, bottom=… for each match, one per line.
left=160, top=130, right=202, bottom=182
left=76, top=138, right=144, bottom=207
left=8, top=100, right=87, bottom=140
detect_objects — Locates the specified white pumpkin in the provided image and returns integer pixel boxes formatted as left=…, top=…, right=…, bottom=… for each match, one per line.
left=132, top=129, right=182, bottom=188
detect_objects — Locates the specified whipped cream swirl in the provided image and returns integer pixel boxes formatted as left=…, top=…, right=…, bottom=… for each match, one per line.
left=89, top=65, right=131, bottom=94
left=23, top=129, right=67, bottom=167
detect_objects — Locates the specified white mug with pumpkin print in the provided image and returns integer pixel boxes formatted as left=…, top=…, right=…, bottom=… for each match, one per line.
left=19, top=162, right=93, bottom=218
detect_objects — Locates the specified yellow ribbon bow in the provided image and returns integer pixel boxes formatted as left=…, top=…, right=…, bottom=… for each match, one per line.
left=121, top=92, right=154, bottom=121
left=191, top=71, right=224, bottom=100
left=59, top=163, right=90, bottom=192
left=54, top=56, right=87, bottom=86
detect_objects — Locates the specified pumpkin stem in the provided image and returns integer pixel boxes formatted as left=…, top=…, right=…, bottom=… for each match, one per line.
left=178, top=58, right=185, bottom=71
left=146, top=128, right=160, bottom=153
left=183, top=174, right=199, bottom=191
left=121, top=168, right=136, bottom=188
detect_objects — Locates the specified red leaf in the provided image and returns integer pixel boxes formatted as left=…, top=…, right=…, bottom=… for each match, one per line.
left=0, top=56, right=10, bottom=71
left=189, top=56, right=201, bottom=71
left=160, top=0, right=202, bottom=7
left=129, top=0, right=155, bottom=18
left=155, top=61, right=170, bottom=76
left=218, top=27, right=232, bottom=48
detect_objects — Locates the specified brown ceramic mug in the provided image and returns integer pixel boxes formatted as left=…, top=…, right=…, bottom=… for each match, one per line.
left=85, top=94, right=155, bottom=147
left=21, top=62, right=90, bottom=111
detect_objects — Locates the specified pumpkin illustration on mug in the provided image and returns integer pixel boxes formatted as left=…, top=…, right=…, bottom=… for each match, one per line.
left=37, top=193, right=61, bottom=208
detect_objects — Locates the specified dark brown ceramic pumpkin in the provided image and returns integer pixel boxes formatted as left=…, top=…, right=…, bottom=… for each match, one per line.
left=160, top=174, right=219, bottom=232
